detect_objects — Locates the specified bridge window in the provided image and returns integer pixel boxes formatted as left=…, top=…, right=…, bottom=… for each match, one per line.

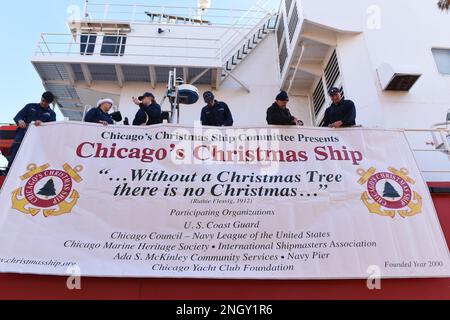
left=432, top=48, right=450, bottom=75
left=101, top=35, right=127, bottom=56
left=80, top=34, right=97, bottom=55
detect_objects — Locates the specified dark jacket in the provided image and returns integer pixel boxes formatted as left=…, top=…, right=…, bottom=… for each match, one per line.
left=133, top=103, right=162, bottom=126
left=8, top=103, right=57, bottom=168
left=322, top=99, right=356, bottom=127
left=266, top=102, right=295, bottom=125
left=200, top=101, right=233, bottom=127
left=84, top=107, right=114, bottom=125
left=13, top=103, right=57, bottom=141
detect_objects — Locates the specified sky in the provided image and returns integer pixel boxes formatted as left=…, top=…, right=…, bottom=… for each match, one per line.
left=0, top=0, right=279, bottom=124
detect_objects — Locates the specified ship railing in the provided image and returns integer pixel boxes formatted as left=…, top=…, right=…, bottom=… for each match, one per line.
left=78, top=2, right=273, bottom=28
left=216, top=0, right=277, bottom=60
left=403, top=127, right=450, bottom=179
left=35, top=33, right=222, bottom=62
left=219, top=12, right=277, bottom=62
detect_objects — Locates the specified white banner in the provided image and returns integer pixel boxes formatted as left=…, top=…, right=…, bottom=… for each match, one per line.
left=0, top=122, right=449, bottom=279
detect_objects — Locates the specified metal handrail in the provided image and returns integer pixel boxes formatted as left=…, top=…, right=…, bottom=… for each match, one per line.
left=403, top=128, right=450, bottom=133
left=404, top=128, right=450, bottom=152
left=82, top=105, right=92, bottom=122
left=40, top=32, right=220, bottom=41
left=37, top=1, right=279, bottom=64
left=82, top=2, right=272, bottom=27
left=402, top=127, right=450, bottom=178
left=219, top=0, right=275, bottom=59
left=40, top=41, right=218, bottom=51
left=86, top=10, right=265, bottom=21
left=35, top=33, right=222, bottom=60
left=220, top=12, right=276, bottom=62
left=86, top=3, right=269, bottom=13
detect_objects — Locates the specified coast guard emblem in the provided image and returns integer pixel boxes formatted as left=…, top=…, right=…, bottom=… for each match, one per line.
left=357, top=167, right=422, bottom=219
left=11, top=163, right=83, bottom=218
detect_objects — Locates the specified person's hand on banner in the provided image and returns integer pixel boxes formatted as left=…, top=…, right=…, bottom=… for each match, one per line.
left=18, top=120, right=26, bottom=129
left=99, top=121, right=109, bottom=126
left=34, top=121, right=43, bottom=127
left=329, top=121, right=343, bottom=128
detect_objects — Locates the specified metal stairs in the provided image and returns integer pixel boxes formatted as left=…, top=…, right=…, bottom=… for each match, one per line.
left=221, top=13, right=278, bottom=82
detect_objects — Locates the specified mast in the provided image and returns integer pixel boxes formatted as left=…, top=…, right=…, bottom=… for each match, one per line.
left=197, top=0, right=212, bottom=21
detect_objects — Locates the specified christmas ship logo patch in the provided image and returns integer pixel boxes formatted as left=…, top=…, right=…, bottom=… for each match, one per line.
left=357, top=167, right=422, bottom=219
left=11, top=163, right=83, bottom=218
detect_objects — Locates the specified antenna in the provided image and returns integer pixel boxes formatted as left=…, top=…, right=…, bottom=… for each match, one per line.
left=446, top=108, right=450, bottom=130
left=197, top=0, right=211, bottom=20
left=83, top=0, right=90, bottom=19
left=198, top=0, right=212, bottom=11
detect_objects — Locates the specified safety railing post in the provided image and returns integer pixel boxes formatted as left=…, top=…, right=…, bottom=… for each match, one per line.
left=41, top=34, right=52, bottom=56
left=103, top=4, right=109, bottom=21
left=83, top=0, right=89, bottom=19
left=439, top=129, right=450, bottom=154
left=131, top=5, right=137, bottom=22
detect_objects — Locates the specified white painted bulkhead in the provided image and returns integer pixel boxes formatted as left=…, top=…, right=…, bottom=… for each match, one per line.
left=114, top=32, right=311, bottom=127
left=297, top=0, right=450, bottom=129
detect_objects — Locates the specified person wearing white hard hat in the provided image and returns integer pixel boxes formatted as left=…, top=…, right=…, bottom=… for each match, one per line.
left=84, top=98, right=115, bottom=125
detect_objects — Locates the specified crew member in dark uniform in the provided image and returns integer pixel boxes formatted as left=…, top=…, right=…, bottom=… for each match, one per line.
left=200, top=91, right=233, bottom=127
left=84, top=98, right=115, bottom=125
left=266, top=91, right=302, bottom=126
left=322, top=87, right=356, bottom=128
left=7, top=91, right=57, bottom=172
left=132, top=92, right=162, bottom=126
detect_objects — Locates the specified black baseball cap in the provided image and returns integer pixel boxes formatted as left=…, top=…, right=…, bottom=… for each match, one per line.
left=42, top=91, right=55, bottom=103
left=139, top=92, right=155, bottom=100
left=276, top=91, right=289, bottom=101
left=328, top=87, right=340, bottom=95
